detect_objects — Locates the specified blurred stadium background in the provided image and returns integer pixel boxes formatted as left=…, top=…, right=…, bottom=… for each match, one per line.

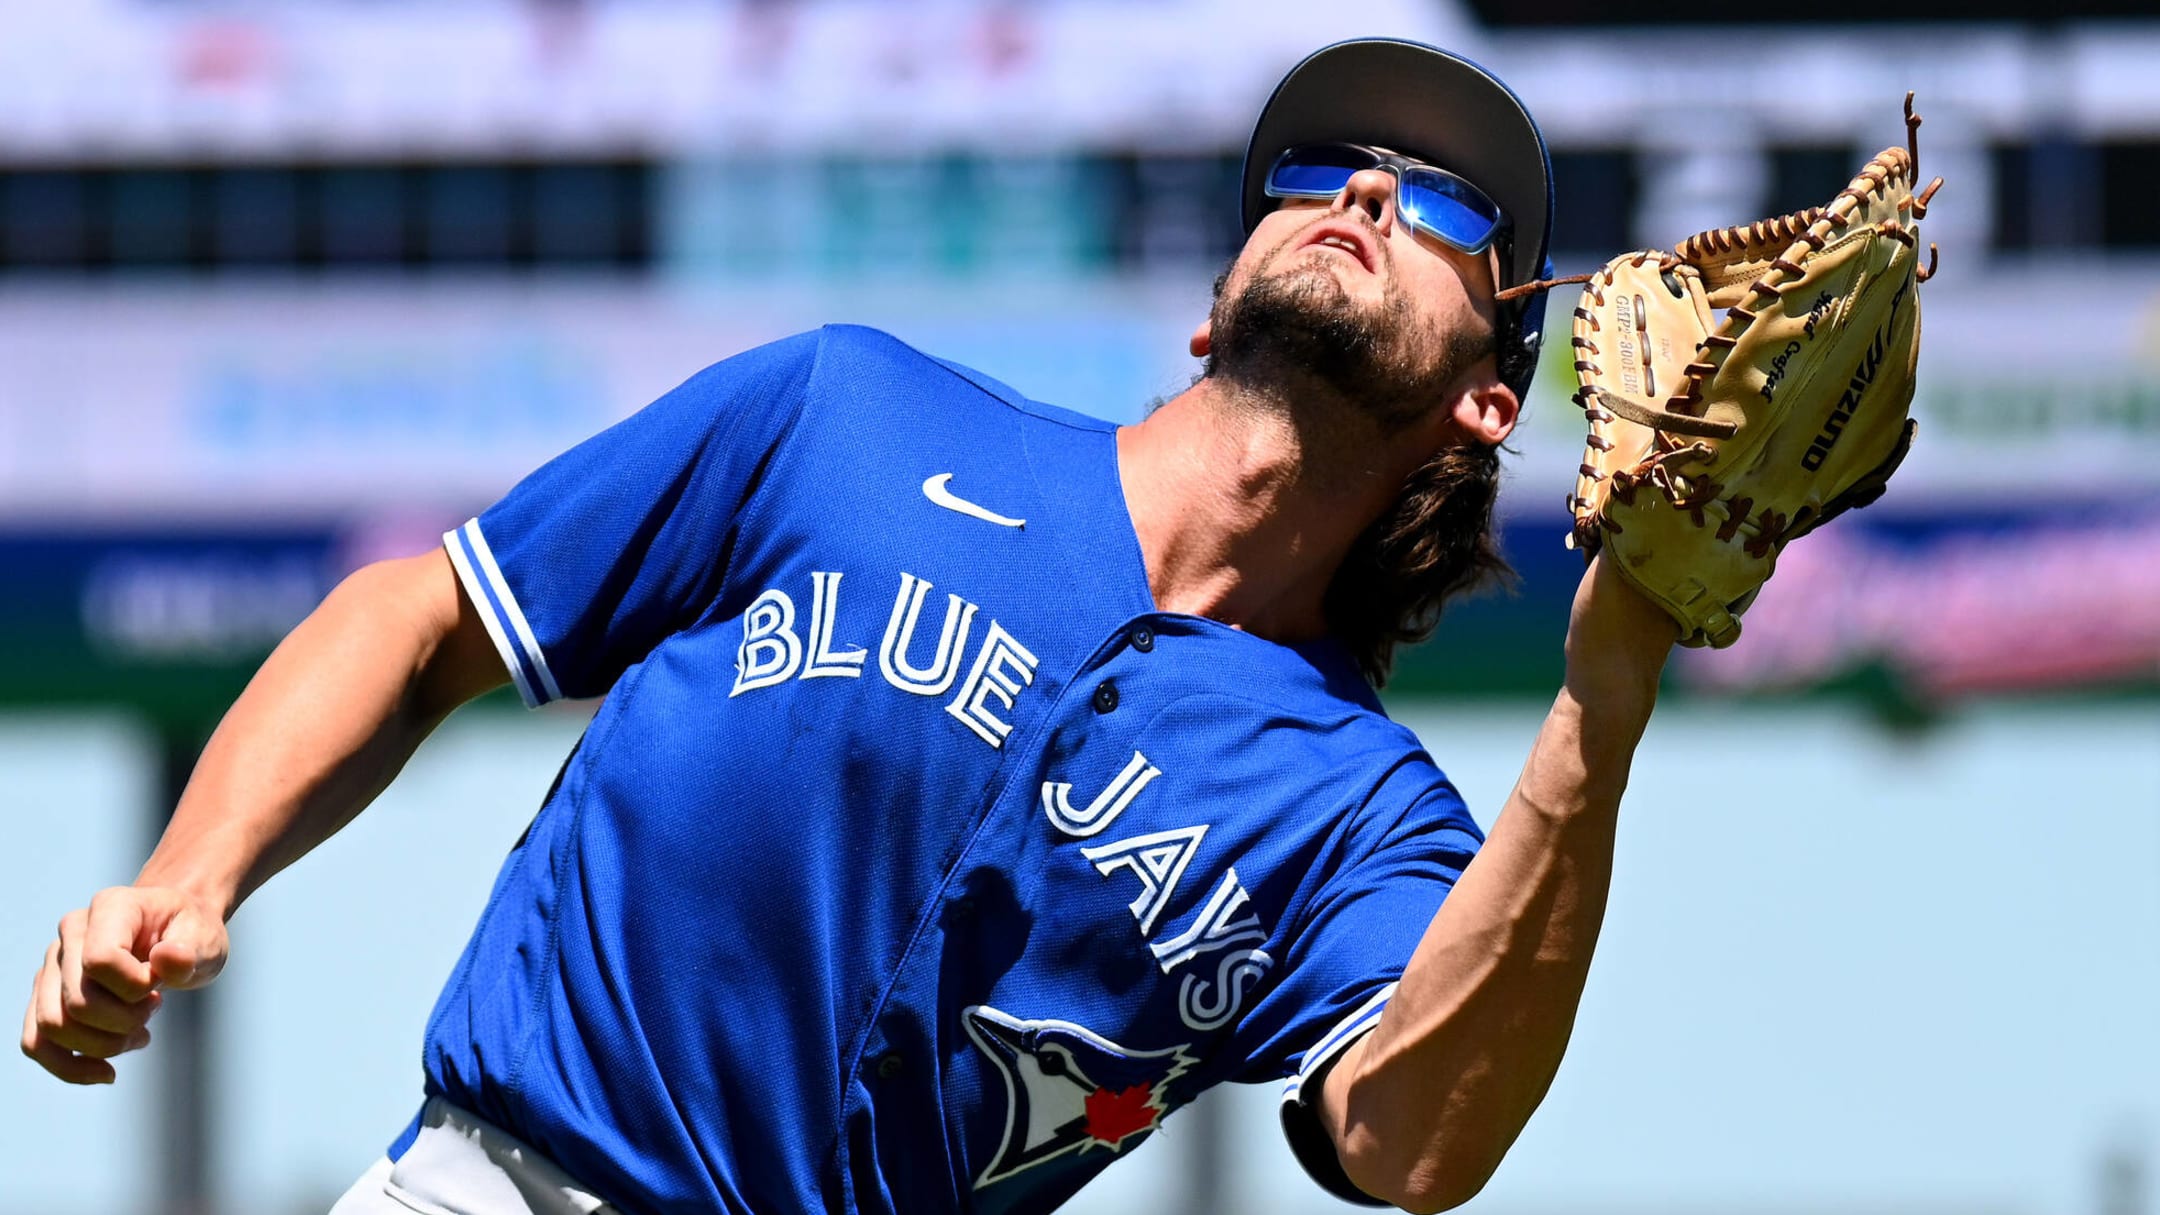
left=2, top=1, right=2156, bottom=1214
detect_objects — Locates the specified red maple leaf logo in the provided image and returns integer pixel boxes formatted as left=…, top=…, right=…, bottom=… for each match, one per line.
left=1082, top=1083, right=1161, bottom=1148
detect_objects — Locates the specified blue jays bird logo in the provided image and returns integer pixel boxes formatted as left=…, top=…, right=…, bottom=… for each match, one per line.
left=963, top=1005, right=1197, bottom=1190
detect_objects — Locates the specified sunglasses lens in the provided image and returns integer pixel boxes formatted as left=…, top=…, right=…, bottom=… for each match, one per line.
left=1401, top=168, right=1503, bottom=252
left=1266, top=146, right=1507, bottom=254
left=1265, top=145, right=1374, bottom=198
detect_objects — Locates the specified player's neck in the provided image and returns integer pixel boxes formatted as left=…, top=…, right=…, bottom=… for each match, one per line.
left=1117, top=376, right=1422, bottom=642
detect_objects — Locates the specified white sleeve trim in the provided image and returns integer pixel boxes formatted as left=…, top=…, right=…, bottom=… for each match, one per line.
left=458, top=521, right=563, bottom=703
left=1280, top=982, right=1397, bottom=1109
left=443, top=520, right=561, bottom=708
left=1278, top=983, right=1400, bottom=1208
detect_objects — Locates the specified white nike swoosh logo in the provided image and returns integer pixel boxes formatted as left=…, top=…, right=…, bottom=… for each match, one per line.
left=923, top=474, right=1025, bottom=528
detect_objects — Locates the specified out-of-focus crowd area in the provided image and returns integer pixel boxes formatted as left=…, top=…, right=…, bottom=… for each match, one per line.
left=1, top=3, right=2154, bottom=1214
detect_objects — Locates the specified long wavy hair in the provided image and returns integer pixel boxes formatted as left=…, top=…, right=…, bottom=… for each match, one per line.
left=1325, top=440, right=1512, bottom=687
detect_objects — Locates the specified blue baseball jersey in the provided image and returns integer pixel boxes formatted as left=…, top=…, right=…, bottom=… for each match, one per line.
left=417, top=325, right=1485, bottom=1215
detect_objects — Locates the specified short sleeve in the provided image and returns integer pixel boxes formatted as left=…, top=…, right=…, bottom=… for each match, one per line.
left=1234, top=774, right=1484, bottom=1205
left=444, top=330, right=820, bottom=706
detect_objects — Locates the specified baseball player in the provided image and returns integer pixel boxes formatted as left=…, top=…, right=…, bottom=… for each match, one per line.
left=22, top=40, right=1677, bottom=1214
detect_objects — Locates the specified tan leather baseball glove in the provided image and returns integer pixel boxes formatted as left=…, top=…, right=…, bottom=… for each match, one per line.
left=1557, top=96, right=1943, bottom=648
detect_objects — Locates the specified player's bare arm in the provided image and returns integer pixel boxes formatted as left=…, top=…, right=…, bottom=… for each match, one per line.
left=1316, top=555, right=1673, bottom=1212
left=1312, top=102, right=1934, bottom=1214
left=21, top=550, right=504, bottom=1085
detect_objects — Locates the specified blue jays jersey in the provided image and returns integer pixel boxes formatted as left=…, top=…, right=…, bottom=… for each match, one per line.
left=417, top=325, right=1485, bottom=1215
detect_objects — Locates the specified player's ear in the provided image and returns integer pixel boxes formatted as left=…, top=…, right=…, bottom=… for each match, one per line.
left=1189, top=318, right=1212, bottom=359
left=1444, top=378, right=1518, bottom=446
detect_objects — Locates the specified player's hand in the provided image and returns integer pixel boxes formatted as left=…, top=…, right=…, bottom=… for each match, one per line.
left=20, top=885, right=228, bottom=1085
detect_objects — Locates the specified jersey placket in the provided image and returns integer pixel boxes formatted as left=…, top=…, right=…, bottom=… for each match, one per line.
left=833, top=615, right=1167, bottom=1214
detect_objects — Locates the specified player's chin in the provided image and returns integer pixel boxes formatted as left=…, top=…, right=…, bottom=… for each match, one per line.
left=1287, top=268, right=1400, bottom=334
left=1324, top=264, right=1408, bottom=324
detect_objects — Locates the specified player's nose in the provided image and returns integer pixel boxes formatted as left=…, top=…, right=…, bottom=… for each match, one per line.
left=1330, top=167, right=1398, bottom=236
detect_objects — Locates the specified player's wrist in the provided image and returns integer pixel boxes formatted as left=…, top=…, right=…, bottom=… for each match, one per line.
left=1563, top=557, right=1676, bottom=685
left=131, top=861, right=241, bottom=924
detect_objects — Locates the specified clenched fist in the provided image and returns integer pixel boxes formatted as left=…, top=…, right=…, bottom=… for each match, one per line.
left=20, top=886, right=227, bottom=1085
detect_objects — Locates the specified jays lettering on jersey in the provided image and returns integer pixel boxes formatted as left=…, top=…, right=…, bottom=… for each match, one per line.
left=426, top=326, right=1485, bottom=1215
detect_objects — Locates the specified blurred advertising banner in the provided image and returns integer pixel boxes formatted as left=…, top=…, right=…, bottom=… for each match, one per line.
left=3, top=265, right=2156, bottom=517
left=1671, top=497, right=2160, bottom=702
left=0, top=514, right=480, bottom=719
left=2, top=266, right=2154, bottom=707
left=0, top=281, right=1201, bottom=519
left=1393, top=495, right=2160, bottom=710
left=1, top=526, right=341, bottom=719
left=1424, top=260, right=2160, bottom=708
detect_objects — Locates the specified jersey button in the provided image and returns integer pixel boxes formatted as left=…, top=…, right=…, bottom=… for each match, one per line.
left=1130, top=627, right=1155, bottom=653
left=874, top=1052, right=905, bottom=1081
left=1092, top=681, right=1119, bottom=714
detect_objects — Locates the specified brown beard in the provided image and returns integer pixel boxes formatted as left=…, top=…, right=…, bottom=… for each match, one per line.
left=1204, top=245, right=1491, bottom=435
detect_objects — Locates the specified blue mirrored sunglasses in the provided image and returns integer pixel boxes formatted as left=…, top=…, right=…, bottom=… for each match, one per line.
left=1263, top=142, right=1508, bottom=256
